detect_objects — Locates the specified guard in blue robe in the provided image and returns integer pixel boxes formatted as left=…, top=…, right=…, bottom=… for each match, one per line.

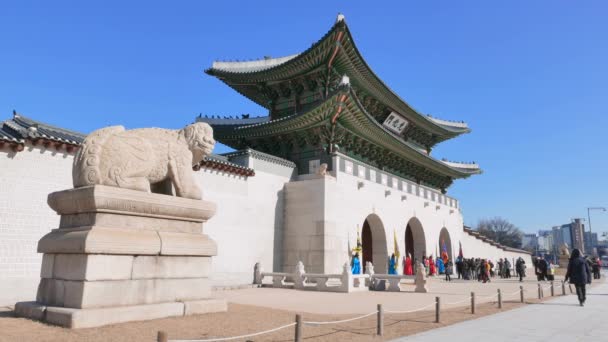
left=389, top=254, right=397, bottom=274
left=436, top=258, right=445, bottom=274
left=351, top=253, right=361, bottom=274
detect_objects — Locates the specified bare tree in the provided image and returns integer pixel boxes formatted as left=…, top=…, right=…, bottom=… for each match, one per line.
left=476, top=217, right=523, bottom=249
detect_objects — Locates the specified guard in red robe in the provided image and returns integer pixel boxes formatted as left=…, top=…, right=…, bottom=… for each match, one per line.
left=429, top=255, right=436, bottom=276
left=404, top=255, right=413, bottom=275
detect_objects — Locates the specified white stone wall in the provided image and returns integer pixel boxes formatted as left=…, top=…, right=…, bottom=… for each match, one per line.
left=0, top=143, right=75, bottom=304
left=0, top=144, right=531, bottom=305
left=282, top=153, right=532, bottom=275
left=197, top=157, right=295, bottom=286
left=0, top=144, right=296, bottom=304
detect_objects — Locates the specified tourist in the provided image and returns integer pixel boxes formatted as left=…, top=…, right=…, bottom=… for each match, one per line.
left=456, top=256, right=463, bottom=279
left=423, top=256, right=429, bottom=275
left=537, top=256, right=548, bottom=281
left=436, top=256, right=445, bottom=275
left=388, top=254, right=397, bottom=274
left=463, top=258, right=471, bottom=280
left=485, top=259, right=492, bottom=282
left=516, top=257, right=526, bottom=282
left=504, top=258, right=512, bottom=278
left=351, top=253, right=361, bottom=274
left=592, top=257, right=601, bottom=280
left=548, top=262, right=555, bottom=281
left=497, top=258, right=504, bottom=278
left=445, top=259, right=453, bottom=282
left=565, top=248, right=592, bottom=306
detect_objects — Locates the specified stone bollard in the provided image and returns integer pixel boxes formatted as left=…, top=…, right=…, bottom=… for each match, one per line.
left=550, top=282, right=554, bottom=297
left=377, top=304, right=384, bottom=336
left=435, top=297, right=440, bottom=323
left=498, top=289, right=502, bottom=309
left=342, top=262, right=354, bottom=292
left=562, top=280, right=566, bottom=296
left=520, top=286, right=524, bottom=303
left=471, top=292, right=475, bottom=314
left=157, top=331, right=168, bottom=342
left=537, top=284, right=542, bottom=299
left=295, top=314, right=302, bottom=342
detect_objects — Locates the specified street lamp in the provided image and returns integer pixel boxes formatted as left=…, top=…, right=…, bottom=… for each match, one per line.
left=587, top=207, right=607, bottom=255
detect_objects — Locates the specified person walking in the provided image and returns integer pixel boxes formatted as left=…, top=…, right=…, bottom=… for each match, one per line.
left=565, top=249, right=592, bottom=306
left=445, top=259, right=453, bottom=282
left=516, top=257, right=526, bottom=282
left=456, top=256, right=463, bottom=279
left=592, top=257, right=601, bottom=280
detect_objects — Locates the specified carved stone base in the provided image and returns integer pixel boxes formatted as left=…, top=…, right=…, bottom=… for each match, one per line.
left=15, top=299, right=227, bottom=328
left=16, top=186, right=225, bottom=328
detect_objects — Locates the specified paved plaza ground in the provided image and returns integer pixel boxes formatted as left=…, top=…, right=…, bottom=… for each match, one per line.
left=1, top=274, right=589, bottom=342
left=398, top=274, right=608, bottom=342
left=215, top=275, right=559, bottom=315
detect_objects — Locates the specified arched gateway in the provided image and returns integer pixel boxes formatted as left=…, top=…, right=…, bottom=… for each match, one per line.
left=361, top=214, right=388, bottom=273
left=405, top=217, right=427, bottom=263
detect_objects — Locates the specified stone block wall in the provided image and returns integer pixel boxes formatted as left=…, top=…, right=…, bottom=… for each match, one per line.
left=0, top=144, right=76, bottom=304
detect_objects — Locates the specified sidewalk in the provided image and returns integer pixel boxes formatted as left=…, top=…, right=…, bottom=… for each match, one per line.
left=395, top=279, right=608, bottom=342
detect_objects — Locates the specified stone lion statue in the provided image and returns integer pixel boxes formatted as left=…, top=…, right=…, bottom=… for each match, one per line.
left=72, top=122, right=215, bottom=199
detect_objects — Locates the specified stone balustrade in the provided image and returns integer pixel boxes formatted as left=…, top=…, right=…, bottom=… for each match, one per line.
left=254, top=262, right=368, bottom=293
left=254, top=261, right=428, bottom=293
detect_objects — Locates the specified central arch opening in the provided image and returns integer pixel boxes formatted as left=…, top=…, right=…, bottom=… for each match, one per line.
left=405, top=217, right=427, bottom=263
left=439, top=227, right=453, bottom=262
left=361, top=214, right=388, bottom=274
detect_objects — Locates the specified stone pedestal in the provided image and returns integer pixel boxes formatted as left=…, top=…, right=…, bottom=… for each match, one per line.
left=15, top=185, right=226, bottom=328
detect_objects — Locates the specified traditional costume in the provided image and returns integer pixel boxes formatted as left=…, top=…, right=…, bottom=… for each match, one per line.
left=436, top=257, right=445, bottom=274
left=429, top=256, right=436, bottom=276
left=351, top=254, right=361, bottom=274
left=404, top=254, right=413, bottom=275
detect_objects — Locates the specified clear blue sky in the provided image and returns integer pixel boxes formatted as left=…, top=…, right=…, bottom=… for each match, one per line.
left=2, top=1, right=607, bottom=234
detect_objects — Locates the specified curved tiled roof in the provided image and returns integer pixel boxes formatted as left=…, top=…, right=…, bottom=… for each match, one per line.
left=197, top=154, right=255, bottom=177
left=0, top=111, right=85, bottom=149
left=211, top=54, right=299, bottom=73
left=206, top=14, right=470, bottom=141
left=201, top=85, right=480, bottom=188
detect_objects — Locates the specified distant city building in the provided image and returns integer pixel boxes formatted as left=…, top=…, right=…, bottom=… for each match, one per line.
left=523, top=223, right=586, bottom=258
left=537, top=230, right=554, bottom=253
left=570, top=219, right=586, bottom=253
left=522, top=233, right=538, bottom=251
left=584, top=231, right=598, bottom=253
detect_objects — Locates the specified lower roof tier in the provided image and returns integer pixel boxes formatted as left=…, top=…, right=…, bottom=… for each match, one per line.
left=198, top=83, right=481, bottom=191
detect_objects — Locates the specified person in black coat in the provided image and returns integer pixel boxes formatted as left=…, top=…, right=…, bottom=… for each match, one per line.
left=565, top=249, right=592, bottom=306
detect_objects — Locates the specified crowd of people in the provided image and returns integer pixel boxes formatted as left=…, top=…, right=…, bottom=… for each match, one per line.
left=350, top=247, right=602, bottom=307
left=351, top=252, right=528, bottom=284
left=350, top=250, right=602, bottom=288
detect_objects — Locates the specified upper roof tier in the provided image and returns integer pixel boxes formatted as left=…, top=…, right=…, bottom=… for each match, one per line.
left=206, top=14, right=470, bottom=147
left=198, top=79, right=481, bottom=190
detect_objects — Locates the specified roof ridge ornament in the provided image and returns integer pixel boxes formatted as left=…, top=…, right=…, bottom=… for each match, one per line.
left=336, top=13, right=345, bottom=23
